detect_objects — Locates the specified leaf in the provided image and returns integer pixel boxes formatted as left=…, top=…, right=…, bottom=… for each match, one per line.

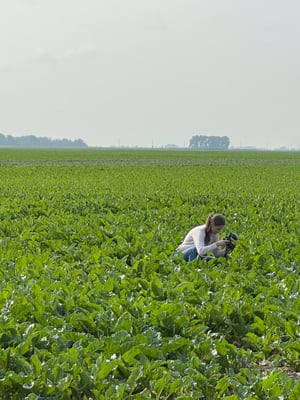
left=122, top=346, right=142, bottom=365
left=30, top=354, right=42, bottom=377
left=261, top=371, right=284, bottom=390
left=285, top=321, right=297, bottom=339
left=97, top=359, right=121, bottom=380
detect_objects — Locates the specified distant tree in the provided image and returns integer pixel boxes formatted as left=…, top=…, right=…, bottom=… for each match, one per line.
left=73, top=139, right=88, bottom=147
left=7, top=135, right=16, bottom=146
left=0, top=133, right=88, bottom=148
left=0, top=134, right=6, bottom=145
left=189, top=135, right=230, bottom=149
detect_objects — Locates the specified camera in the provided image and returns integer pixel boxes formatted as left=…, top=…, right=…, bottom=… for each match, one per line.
left=223, top=232, right=238, bottom=256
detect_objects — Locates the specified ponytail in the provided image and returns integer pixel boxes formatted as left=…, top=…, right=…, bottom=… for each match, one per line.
left=204, top=214, right=214, bottom=244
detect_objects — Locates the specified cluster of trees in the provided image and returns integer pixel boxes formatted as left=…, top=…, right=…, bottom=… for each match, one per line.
left=189, top=135, right=230, bottom=149
left=0, top=133, right=87, bottom=148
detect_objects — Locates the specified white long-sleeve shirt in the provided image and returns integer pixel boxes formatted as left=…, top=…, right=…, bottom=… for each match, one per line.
left=177, top=224, right=226, bottom=257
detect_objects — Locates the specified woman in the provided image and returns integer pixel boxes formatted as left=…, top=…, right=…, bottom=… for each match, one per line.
left=176, top=213, right=229, bottom=262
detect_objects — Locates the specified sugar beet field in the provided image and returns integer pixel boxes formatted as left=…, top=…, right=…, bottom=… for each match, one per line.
left=0, top=148, right=299, bottom=400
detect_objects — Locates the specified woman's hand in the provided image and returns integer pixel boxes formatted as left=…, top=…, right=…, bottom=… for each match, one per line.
left=216, top=239, right=229, bottom=247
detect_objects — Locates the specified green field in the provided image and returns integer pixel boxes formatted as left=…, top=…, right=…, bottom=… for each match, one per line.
left=0, top=148, right=299, bottom=399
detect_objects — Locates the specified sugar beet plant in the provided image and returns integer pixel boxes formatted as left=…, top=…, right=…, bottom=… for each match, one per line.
left=0, top=149, right=299, bottom=399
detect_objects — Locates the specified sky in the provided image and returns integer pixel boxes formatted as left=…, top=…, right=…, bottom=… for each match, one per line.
left=0, top=0, right=299, bottom=149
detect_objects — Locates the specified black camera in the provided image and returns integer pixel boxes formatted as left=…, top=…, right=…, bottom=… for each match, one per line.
left=223, top=232, right=238, bottom=255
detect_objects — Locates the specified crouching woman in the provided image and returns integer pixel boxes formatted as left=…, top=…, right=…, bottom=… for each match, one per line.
left=176, top=213, right=229, bottom=262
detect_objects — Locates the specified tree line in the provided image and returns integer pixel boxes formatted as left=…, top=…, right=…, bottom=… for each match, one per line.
left=0, top=133, right=88, bottom=148
left=189, top=135, right=230, bottom=149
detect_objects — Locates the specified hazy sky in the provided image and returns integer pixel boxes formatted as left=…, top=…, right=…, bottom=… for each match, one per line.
left=1, top=0, right=299, bottom=149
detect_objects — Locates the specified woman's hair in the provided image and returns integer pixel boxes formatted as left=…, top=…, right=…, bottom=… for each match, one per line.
left=204, top=213, right=226, bottom=244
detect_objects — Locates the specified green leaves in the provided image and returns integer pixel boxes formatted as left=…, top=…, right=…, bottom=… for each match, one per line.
left=0, top=149, right=299, bottom=398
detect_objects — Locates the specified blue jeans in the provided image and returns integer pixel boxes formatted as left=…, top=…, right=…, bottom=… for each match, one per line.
left=182, top=246, right=199, bottom=261
left=181, top=246, right=215, bottom=262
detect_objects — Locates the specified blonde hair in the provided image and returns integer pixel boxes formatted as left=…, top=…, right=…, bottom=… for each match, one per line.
left=205, top=213, right=226, bottom=244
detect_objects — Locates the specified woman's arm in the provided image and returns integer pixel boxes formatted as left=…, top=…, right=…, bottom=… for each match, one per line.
left=193, top=228, right=227, bottom=257
left=192, top=227, right=218, bottom=256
